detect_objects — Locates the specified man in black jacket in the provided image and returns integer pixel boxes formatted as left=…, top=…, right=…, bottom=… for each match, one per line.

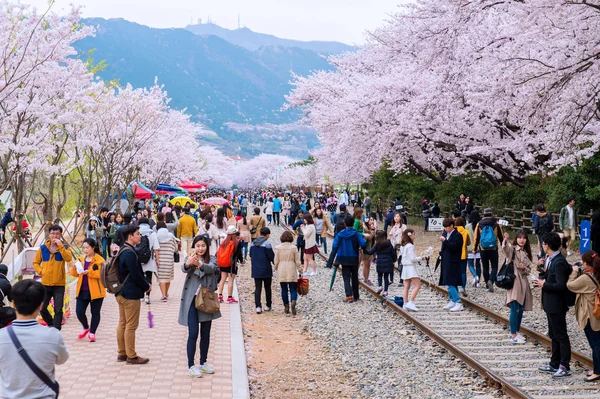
left=534, top=232, right=572, bottom=378
left=0, top=264, right=15, bottom=328
left=116, top=225, right=151, bottom=365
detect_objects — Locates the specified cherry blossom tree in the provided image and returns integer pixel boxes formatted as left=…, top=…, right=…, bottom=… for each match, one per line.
left=286, top=0, right=600, bottom=187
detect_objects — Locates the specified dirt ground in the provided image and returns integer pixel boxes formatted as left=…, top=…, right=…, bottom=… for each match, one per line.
left=236, top=260, right=359, bottom=399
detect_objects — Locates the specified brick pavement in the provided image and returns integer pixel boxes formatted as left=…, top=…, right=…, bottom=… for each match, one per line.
left=52, top=264, right=244, bottom=399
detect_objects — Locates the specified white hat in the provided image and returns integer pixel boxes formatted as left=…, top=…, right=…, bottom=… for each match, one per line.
left=226, top=225, right=238, bottom=235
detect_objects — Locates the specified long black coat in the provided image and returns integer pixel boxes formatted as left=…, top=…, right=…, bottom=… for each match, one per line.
left=439, top=230, right=463, bottom=287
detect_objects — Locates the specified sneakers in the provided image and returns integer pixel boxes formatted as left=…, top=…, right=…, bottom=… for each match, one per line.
left=376, top=286, right=383, bottom=294
left=343, top=296, right=354, bottom=303
left=382, top=291, right=388, bottom=297
left=397, top=283, right=404, bottom=287
left=144, top=296, right=151, bottom=304
left=487, top=281, right=494, bottom=293
left=443, top=301, right=456, bottom=310
left=510, top=336, right=525, bottom=344
left=264, top=306, right=271, bottom=312
left=188, top=366, right=203, bottom=378
left=256, top=307, right=262, bottom=314
left=200, top=363, right=215, bottom=374
left=219, top=294, right=224, bottom=303
left=471, top=278, right=478, bottom=287
left=403, top=301, right=419, bottom=312
left=227, top=297, right=238, bottom=304
left=88, top=333, right=96, bottom=342
left=365, top=279, right=373, bottom=286
left=450, top=303, right=464, bottom=312
left=538, top=364, right=558, bottom=373
left=78, top=328, right=90, bottom=340
left=517, top=332, right=526, bottom=341
left=552, top=365, right=572, bottom=378
left=161, top=296, right=168, bottom=302
left=126, top=356, right=150, bottom=365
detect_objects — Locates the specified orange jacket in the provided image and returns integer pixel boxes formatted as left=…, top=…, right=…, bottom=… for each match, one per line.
left=69, top=253, right=106, bottom=300
left=33, top=240, right=73, bottom=286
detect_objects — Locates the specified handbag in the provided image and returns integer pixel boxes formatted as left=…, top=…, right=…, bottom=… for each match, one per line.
left=297, top=277, right=310, bottom=296
left=7, top=326, right=60, bottom=398
left=173, top=252, right=180, bottom=263
left=585, top=274, right=600, bottom=318
left=250, top=217, right=262, bottom=235
left=195, top=285, right=220, bottom=314
left=496, top=251, right=516, bottom=290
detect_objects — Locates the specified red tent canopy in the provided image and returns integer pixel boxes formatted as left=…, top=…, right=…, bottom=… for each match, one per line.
left=179, top=180, right=208, bottom=190
left=129, top=182, right=155, bottom=199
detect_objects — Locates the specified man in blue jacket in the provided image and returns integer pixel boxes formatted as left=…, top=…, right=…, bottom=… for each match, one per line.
left=116, top=225, right=151, bottom=365
left=272, top=195, right=282, bottom=226
left=327, top=216, right=366, bottom=303
left=250, top=227, right=275, bottom=314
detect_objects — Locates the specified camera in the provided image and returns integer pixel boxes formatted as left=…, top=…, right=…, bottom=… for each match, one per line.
left=574, top=261, right=584, bottom=276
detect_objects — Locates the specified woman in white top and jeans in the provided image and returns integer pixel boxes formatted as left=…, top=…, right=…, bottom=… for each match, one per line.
left=264, top=198, right=274, bottom=225
left=198, top=213, right=219, bottom=256
left=389, top=212, right=407, bottom=287
left=400, top=229, right=421, bottom=311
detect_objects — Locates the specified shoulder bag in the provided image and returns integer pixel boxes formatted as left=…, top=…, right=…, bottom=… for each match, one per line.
left=7, top=326, right=59, bottom=398
left=195, top=280, right=220, bottom=314
left=585, top=274, right=600, bottom=318
left=496, top=249, right=516, bottom=290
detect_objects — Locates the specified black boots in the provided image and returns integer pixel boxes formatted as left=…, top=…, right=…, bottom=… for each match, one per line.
left=291, top=300, right=297, bottom=316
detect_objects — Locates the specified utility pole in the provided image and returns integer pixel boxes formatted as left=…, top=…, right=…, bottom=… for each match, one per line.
left=238, top=13, right=240, bottom=29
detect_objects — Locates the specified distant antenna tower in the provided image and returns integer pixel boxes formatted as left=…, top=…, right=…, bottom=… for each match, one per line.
left=238, top=13, right=240, bottom=29
left=207, top=15, right=212, bottom=24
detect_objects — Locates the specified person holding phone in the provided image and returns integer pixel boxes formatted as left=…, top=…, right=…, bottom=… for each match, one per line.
left=32, top=225, right=73, bottom=330
left=70, top=238, right=105, bottom=342
left=178, top=235, right=221, bottom=378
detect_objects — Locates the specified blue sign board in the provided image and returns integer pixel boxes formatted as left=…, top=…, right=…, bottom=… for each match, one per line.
left=580, top=220, right=591, bottom=253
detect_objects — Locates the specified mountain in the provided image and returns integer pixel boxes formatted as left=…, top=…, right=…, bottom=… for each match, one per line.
left=185, top=22, right=355, bottom=54
left=76, top=18, right=340, bottom=157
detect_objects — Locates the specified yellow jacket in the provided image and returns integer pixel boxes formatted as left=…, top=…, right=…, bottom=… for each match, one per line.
left=33, top=240, right=74, bottom=286
left=456, top=226, right=470, bottom=260
left=69, top=253, right=106, bottom=300
left=177, top=215, right=198, bottom=238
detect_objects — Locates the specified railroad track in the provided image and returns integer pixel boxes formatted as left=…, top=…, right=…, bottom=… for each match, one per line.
left=280, top=223, right=599, bottom=399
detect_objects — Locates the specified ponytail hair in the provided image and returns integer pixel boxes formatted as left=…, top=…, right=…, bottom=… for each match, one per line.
left=582, top=251, right=600, bottom=281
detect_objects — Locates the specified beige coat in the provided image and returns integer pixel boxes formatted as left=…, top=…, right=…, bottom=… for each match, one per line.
left=567, top=271, right=600, bottom=331
left=250, top=215, right=266, bottom=239
left=501, top=240, right=533, bottom=310
left=274, top=242, right=302, bottom=283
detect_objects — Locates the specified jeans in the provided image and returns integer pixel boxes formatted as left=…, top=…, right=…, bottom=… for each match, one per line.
left=377, top=272, right=391, bottom=291
left=297, top=243, right=305, bottom=264
left=468, top=258, right=481, bottom=280
left=547, top=312, right=571, bottom=369
left=144, top=271, right=153, bottom=298
left=101, top=237, right=110, bottom=259
left=273, top=212, right=280, bottom=226
left=397, top=257, right=403, bottom=284
left=76, top=290, right=104, bottom=334
left=240, top=241, right=248, bottom=260
left=41, top=285, right=65, bottom=330
left=480, top=250, right=499, bottom=285
left=330, top=211, right=337, bottom=225
left=537, top=234, right=546, bottom=258
left=460, top=259, right=467, bottom=290
left=290, top=212, right=297, bottom=226
left=365, top=205, right=372, bottom=216
left=341, top=263, right=360, bottom=300
left=448, top=286, right=460, bottom=303
left=317, top=233, right=328, bottom=254
left=280, top=282, right=298, bottom=305
left=116, top=295, right=141, bottom=358
left=187, top=301, right=212, bottom=367
left=254, top=278, right=272, bottom=308
left=377, top=211, right=383, bottom=222
left=509, top=300, right=525, bottom=335
left=584, top=320, right=600, bottom=374
left=267, top=214, right=272, bottom=224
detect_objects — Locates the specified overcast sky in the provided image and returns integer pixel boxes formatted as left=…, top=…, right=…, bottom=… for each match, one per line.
left=27, top=0, right=412, bottom=45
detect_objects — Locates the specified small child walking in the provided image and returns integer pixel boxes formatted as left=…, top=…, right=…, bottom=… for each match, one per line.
left=365, top=230, right=397, bottom=296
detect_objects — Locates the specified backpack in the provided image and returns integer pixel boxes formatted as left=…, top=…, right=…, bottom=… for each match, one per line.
left=480, top=224, right=497, bottom=250
left=101, top=248, right=133, bottom=294
left=496, top=252, right=515, bottom=290
left=538, top=214, right=554, bottom=234
left=334, top=212, right=348, bottom=236
left=585, top=274, right=600, bottom=318
left=135, top=234, right=152, bottom=264
left=217, top=240, right=235, bottom=267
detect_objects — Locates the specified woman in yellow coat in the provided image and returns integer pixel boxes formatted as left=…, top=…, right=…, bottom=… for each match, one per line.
left=69, top=238, right=106, bottom=342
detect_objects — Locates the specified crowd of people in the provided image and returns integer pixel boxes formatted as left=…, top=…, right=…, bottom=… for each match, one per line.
left=1, top=186, right=600, bottom=398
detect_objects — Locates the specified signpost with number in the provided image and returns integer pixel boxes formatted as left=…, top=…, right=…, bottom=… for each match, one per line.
left=428, top=218, right=444, bottom=232
left=580, top=220, right=591, bottom=253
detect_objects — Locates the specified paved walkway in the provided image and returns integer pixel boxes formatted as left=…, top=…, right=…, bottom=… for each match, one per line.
left=52, top=263, right=248, bottom=399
